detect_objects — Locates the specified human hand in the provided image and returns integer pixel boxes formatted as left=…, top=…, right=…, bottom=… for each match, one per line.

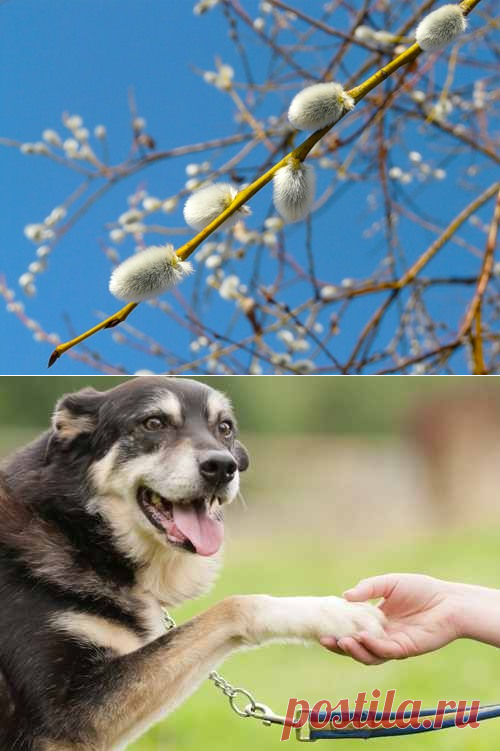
left=320, top=573, right=461, bottom=665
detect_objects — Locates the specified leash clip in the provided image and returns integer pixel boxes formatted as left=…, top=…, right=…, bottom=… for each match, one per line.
left=244, top=701, right=288, bottom=727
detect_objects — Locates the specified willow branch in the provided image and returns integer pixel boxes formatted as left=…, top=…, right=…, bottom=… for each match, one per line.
left=48, top=0, right=482, bottom=367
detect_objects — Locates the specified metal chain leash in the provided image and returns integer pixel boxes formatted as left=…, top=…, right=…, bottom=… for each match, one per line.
left=162, top=608, right=287, bottom=728
left=208, top=669, right=260, bottom=718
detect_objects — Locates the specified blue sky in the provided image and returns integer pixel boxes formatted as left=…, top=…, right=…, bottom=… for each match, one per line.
left=1, top=0, right=240, bottom=374
left=0, top=0, right=496, bottom=374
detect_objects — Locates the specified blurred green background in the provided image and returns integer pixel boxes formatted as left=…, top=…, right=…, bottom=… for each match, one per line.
left=1, top=374, right=499, bottom=432
left=1, top=375, right=500, bottom=750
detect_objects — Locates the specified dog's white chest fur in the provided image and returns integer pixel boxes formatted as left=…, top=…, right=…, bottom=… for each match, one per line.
left=136, top=590, right=169, bottom=642
left=52, top=594, right=166, bottom=657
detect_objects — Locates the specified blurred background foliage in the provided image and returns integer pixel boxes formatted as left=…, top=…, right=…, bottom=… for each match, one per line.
left=1, top=375, right=499, bottom=433
left=1, top=375, right=500, bottom=750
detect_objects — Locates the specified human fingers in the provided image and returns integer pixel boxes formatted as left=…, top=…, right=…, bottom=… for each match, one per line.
left=343, top=574, right=400, bottom=603
left=355, top=632, right=411, bottom=660
left=335, top=636, right=387, bottom=666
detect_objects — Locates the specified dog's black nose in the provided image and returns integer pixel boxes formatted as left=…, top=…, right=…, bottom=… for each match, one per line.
left=199, top=451, right=237, bottom=485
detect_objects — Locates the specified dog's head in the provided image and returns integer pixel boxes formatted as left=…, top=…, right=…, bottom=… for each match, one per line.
left=51, top=377, right=249, bottom=560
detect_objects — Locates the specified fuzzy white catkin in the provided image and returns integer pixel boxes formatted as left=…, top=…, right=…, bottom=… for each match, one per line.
left=273, top=161, right=316, bottom=223
left=183, top=183, right=251, bottom=231
left=288, top=82, right=355, bottom=132
left=109, top=244, right=193, bottom=302
left=415, top=5, right=467, bottom=52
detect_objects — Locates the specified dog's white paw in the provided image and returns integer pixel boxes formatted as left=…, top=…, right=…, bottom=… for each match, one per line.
left=315, top=597, right=386, bottom=640
left=244, top=594, right=386, bottom=645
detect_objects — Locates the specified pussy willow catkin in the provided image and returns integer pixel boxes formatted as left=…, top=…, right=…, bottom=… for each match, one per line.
left=109, top=244, right=193, bottom=302
left=415, top=4, right=467, bottom=51
left=288, top=82, right=355, bottom=131
left=273, top=160, right=316, bottom=223
left=183, top=182, right=251, bottom=231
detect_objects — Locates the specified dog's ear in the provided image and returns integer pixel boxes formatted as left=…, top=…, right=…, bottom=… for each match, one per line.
left=51, top=387, right=104, bottom=443
left=233, top=440, right=249, bottom=472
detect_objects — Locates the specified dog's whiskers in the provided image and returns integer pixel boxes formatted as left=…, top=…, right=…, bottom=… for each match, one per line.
left=236, top=490, right=248, bottom=511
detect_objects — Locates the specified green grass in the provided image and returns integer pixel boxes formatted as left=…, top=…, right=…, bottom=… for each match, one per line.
left=131, top=526, right=500, bottom=750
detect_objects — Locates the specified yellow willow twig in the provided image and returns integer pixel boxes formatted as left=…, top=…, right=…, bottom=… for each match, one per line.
left=48, top=0, right=482, bottom=367
left=470, top=306, right=485, bottom=374
left=460, top=188, right=500, bottom=373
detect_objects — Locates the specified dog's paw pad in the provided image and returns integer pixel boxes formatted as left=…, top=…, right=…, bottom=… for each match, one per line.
left=314, top=597, right=386, bottom=641
left=346, top=602, right=386, bottom=638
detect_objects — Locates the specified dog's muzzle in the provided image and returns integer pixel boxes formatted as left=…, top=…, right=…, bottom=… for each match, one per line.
left=137, top=487, right=225, bottom=557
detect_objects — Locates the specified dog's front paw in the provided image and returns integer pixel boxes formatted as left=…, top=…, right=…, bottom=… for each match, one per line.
left=241, top=594, right=386, bottom=646
left=316, top=598, right=386, bottom=641
left=341, top=600, right=386, bottom=639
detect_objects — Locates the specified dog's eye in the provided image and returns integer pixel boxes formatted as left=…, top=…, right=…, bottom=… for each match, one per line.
left=143, top=416, right=165, bottom=431
left=218, top=420, right=233, bottom=438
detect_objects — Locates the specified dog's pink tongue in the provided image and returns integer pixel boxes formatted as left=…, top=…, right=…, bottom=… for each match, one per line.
left=172, top=503, right=224, bottom=556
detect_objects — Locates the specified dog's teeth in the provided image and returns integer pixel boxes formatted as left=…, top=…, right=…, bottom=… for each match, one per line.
left=208, top=497, right=223, bottom=519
